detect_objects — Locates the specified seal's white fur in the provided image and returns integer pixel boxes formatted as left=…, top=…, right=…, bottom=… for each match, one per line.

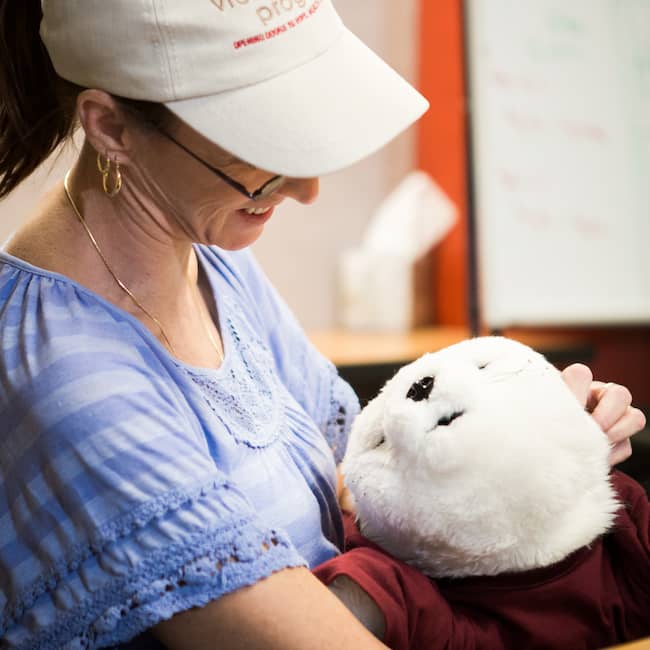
left=342, top=337, right=619, bottom=578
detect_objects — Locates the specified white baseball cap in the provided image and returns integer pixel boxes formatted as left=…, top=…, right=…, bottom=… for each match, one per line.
left=40, top=0, right=429, bottom=177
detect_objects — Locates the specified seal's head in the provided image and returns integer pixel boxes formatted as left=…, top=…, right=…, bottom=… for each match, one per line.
left=342, top=337, right=618, bottom=578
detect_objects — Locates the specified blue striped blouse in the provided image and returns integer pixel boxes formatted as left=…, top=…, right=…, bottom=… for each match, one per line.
left=0, top=245, right=359, bottom=649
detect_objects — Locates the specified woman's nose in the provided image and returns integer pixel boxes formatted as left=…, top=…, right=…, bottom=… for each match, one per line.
left=279, top=177, right=320, bottom=204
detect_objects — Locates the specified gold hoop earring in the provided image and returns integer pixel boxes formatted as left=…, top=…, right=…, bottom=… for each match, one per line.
left=97, top=152, right=123, bottom=198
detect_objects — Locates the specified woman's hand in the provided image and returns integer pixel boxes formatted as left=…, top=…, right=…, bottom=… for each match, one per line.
left=562, top=363, right=647, bottom=465
left=337, top=466, right=357, bottom=514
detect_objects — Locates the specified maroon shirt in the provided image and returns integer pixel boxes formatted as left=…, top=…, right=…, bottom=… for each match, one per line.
left=314, top=471, right=650, bottom=650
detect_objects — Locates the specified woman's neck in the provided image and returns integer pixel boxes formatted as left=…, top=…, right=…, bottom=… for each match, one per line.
left=62, top=143, right=199, bottom=303
left=6, top=142, right=225, bottom=367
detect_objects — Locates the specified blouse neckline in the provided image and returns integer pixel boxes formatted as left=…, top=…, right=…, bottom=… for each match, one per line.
left=0, top=246, right=231, bottom=376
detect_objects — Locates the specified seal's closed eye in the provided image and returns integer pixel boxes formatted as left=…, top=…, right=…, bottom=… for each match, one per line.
left=406, top=376, right=434, bottom=402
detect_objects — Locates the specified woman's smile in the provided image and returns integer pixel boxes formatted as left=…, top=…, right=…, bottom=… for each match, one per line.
left=237, top=204, right=277, bottom=224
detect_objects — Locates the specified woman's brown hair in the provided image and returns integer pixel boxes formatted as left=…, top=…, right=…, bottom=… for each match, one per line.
left=0, top=0, right=170, bottom=200
left=0, top=0, right=77, bottom=198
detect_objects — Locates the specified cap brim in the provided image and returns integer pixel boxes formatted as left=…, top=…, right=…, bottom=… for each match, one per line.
left=165, top=28, right=429, bottom=177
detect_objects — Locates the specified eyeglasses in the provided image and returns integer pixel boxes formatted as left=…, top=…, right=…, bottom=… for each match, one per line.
left=156, top=128, right=286, bottom=201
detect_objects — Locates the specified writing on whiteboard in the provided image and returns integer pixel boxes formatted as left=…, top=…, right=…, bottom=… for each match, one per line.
left=467, top=0, right=650, bottom=326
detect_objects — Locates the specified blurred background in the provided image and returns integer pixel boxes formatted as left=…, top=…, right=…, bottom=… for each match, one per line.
left=254, top=0, right=421, bottom=331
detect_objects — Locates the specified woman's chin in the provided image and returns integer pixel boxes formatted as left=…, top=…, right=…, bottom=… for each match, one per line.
left=205, top=227, right=266, bottom=251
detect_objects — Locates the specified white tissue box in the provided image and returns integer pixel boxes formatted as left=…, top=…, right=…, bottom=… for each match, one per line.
left=337, top=170, right=456, bottom=332
left=338, top=249, right=434, bottom=331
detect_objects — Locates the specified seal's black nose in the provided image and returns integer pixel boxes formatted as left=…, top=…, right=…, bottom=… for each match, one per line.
left=406, top=376, right=434, bottom=402
left=436, top=410, right=465, bottom=427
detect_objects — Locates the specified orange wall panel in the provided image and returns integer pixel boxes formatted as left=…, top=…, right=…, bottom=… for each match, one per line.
left=417, top=0, right=468, bottom=327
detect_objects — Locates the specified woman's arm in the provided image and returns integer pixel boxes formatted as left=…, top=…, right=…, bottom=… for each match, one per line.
left=152, top=566, right=388, bottom=650
left=562, top=363, right=646, bottom=465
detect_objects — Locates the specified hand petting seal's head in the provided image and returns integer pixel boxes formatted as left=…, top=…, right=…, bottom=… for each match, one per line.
left=342, top=337, right=619, bottom=578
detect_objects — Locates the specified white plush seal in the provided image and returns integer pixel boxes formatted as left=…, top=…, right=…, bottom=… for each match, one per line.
left=341, top=336, right=620, bottom=578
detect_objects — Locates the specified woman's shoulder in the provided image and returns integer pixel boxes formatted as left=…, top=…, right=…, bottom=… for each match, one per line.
left=0, top=251, right=193, bottom=423
left=0, top=250, right=169, bottom=354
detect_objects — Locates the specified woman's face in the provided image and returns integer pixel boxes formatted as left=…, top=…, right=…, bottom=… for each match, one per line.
left=126, top=113, right=319, bottom=250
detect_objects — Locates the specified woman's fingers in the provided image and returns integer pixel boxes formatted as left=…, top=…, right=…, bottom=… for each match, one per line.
left=561, top=363, right=593, bottom=407
left=586, top=382, right=646, bottom=467
left=608, top=439, right=633, bottom=466
left=604, top=406, right=647, bottom=444
left=588, top=383, right=633, bottom=432
left=562, top=367, right=646, bottom=468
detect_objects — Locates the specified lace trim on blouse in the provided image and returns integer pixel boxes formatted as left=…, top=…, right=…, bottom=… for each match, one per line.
left=61, top=529, right=298, bottom=649
left=181, top=291, right=289, bottom=449
left=325, top=368, right=359, bottom=465
left=3, top=482, right=304, bottom=650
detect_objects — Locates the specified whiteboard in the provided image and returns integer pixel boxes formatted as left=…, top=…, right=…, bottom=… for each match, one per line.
left=466, top=0, right=650, bottom=328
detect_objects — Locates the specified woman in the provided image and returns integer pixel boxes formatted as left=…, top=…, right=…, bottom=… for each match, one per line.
left=0, top=1, right=644, bottom=648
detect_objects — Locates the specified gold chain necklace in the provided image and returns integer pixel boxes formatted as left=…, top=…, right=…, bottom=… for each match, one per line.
left=63, top=170, right=224, bottom=364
